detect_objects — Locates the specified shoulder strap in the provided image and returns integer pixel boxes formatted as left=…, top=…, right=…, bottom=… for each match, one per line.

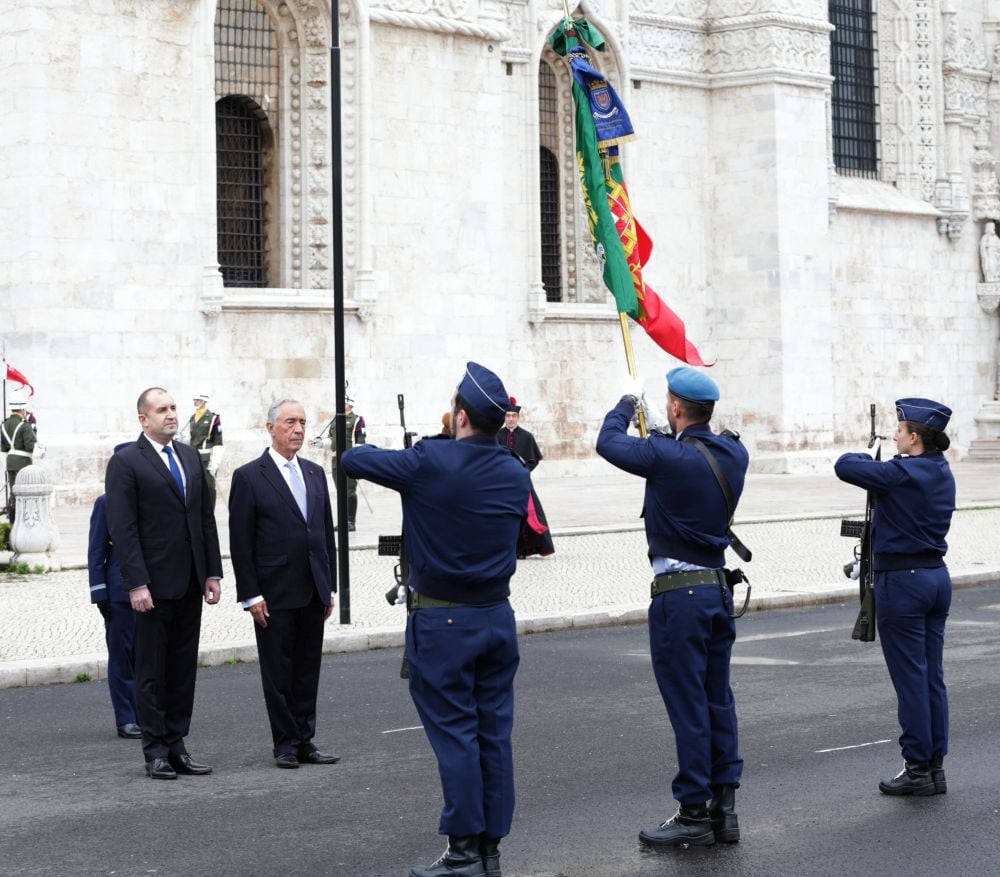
left=681, top=435, right=752, bottom=563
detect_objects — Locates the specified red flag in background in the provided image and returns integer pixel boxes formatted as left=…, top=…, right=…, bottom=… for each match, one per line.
left=4, top=361, right=34, bottom=396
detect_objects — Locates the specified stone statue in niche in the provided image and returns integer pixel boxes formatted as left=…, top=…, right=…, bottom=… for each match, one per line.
left=980, top=222, right=1000, bottom=282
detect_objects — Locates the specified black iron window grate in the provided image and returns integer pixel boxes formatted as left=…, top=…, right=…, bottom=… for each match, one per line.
left=830, top=0, right=879, bottom=177
left=216, top=97, right=267, bottom=288
left=215, top=0, right=278, bottom=106
left=538, top=62, right=562, bottom=303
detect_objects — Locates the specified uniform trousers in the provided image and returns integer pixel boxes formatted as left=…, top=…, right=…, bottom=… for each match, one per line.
left=648, top=583, right=741, bottom=804
left=104, top=602, right=137, bottom=727
left=132, top=581, right=203, bottom=761
left=406, top=600, right=519, bottom=839
left=875, top=567, right=951, bottom=764
left=254, top=596, right=326, bottom=757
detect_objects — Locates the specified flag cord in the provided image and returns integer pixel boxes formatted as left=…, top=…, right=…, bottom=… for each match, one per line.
left=619, top=313, right=648, bottom=438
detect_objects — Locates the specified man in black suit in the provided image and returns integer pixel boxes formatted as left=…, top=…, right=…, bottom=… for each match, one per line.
left=105, top=387, right=223, bottom=780
left=228, top=398, right=339, bottom=769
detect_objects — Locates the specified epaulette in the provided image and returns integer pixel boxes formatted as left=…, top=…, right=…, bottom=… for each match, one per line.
left=721, top=428, right=741, bottom=442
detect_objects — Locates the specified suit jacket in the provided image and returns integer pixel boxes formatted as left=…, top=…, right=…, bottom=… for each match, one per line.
left=228, top=450, right=337, bottom=610
left=105, top=434, right=223, bottom=599
left=87, top=495, right=129, bottom=605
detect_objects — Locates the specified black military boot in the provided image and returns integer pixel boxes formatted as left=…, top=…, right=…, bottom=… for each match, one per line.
left=347, top=496, right=358, bottom=531
left=479, top=836, right=500, bottom=877
left=638, top=803, right=715, bottom=847
left=708, top=784, right=740, bottom=843
left=878, top=761, right=935, bottom=796
left=408, top=836, right=485, bottom=877
left=930, top=754, right=947, bottom=795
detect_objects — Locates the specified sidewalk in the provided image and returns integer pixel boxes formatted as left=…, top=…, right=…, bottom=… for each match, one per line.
left=2, top=459, right=998, bottom=688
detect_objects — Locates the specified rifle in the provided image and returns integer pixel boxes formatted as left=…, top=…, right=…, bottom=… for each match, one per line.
left=379, top=393, right=418, bottom=678
left=840, top=404, right=884, bottom=642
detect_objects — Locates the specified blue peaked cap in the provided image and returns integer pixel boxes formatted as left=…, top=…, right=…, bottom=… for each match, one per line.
left=457, top=362, right=509, bottom=427
left=666, top=367, right=720, bottom=403
left=895, top=397, right=951, bottom=431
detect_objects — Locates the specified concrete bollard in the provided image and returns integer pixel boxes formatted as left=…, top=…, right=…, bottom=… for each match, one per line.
left=10, top=464, right=61, bottom=571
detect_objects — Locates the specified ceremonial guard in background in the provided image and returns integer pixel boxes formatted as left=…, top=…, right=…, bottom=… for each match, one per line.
left=343, top=363, right=530, bottom=877
left=597, top=367, right=749, bottom=848
left=325, top=394, right=366, bottom=531
left=87, top=446, right=141, bottom=740
left=180, top=391, right=224, bottom=508
left=835, top=398, right=955, bottom=796
left=496, top=398, right=554, bottom=558
left=2, top=391, right=37, bottom=522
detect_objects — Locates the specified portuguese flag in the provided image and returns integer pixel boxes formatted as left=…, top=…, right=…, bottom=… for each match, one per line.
left=551, top=20, right=707, bottom=366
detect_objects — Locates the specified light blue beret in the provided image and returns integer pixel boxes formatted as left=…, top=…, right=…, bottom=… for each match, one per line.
left=666, top=367, right=719, bottom=403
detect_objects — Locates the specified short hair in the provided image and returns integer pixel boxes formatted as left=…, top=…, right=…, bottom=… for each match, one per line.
left=670, top=393, right=714, bottom=424
left=454, top=393, right=499, bottom=435
left=267, top=398, right=301, bottom=424
left=137, top=387, right=169, bottom=415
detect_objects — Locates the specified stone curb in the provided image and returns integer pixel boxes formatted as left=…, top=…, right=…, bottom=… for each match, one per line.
left=2, top=571, right=995, bottom=691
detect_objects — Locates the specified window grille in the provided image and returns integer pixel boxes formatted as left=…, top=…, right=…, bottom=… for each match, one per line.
left=216, top=97, right=267, bottom=287
left=539, top=62, right=562, bottom=302
left=830, top=0, right=879, bottom=177
left=215, top=0, right=278, bottom=115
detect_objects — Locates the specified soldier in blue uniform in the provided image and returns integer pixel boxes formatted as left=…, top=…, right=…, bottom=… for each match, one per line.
left=835, top=398, right=955, bottom=796
left=87, top=444, right=140, bottom=739
left=596, top=367, right=749, bottom=848
left=342, top=362, right=530, bottom=877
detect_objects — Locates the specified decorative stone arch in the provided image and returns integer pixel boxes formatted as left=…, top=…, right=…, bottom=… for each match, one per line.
left=210, top=0, right=375, bottom=313
left=529, top=5, right=630, bottom=315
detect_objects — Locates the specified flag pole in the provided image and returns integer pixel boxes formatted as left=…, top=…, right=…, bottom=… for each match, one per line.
left=618, top=313, right=648, bottom=438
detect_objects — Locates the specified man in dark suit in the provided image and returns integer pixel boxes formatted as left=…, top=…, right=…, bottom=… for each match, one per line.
left=87, top=471, right=140, bottom=739
left=105, top=387, right=223, bottom=780
left=228, top=398, right=339, bottom=769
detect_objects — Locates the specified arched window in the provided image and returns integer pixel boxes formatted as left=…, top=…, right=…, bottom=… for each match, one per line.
left=214, top=0, right=279, bottom=287
left=216, top=97, right=270, bottom=287
left=539, top=60, right=562, bottom=303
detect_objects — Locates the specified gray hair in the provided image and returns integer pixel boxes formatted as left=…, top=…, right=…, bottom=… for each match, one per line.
left=267, top=398, right=301, bottom=423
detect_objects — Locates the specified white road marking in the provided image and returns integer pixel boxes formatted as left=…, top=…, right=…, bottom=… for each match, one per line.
left=732, top=657, right=799, bottom=665
left=738, top=627, right=838, bottom=643
left=382, top=725, right=424, bottom=734
left=816, top=739, right=891, bottom=754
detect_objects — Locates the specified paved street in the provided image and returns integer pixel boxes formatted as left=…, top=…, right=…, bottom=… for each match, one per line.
left=1, top=462, right=999, bottom=687
left=1, top=585, right=998, bottom=876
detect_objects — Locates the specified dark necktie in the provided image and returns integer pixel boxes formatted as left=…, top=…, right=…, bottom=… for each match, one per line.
left=162, top=445, right=184, bottom=495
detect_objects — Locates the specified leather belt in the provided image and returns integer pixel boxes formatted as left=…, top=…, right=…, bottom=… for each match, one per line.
left=651, top=569, right=725, bottom=598
left=7, top=450, right=32, bottom=458
left=409, top=592, right=467, bottom=610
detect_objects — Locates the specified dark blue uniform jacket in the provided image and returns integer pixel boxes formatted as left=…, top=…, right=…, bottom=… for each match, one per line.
left=88, top=495, right=128, bottom=604
left=834, top=450, right=955, bottom=570
left=342, top=435, right=530, bottom=604
left=596, top=399, right=749, bottom=569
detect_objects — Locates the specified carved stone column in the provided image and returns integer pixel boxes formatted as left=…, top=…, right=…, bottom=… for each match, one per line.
left=9, top=466, right=60, bottom=571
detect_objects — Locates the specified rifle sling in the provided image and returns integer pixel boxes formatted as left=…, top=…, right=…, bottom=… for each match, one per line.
left=681, top=436, right=752, bottom=563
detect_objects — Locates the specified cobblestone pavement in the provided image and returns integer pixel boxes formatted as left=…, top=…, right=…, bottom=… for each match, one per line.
left=2, top=462, right=998, bottom=687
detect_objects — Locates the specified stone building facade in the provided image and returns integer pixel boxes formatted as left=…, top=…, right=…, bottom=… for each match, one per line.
left=1, top=0, right=999, bottom=504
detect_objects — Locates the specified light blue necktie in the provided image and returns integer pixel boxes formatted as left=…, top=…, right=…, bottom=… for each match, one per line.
left=162, top=445, right=184, bottom=495
left=285, top=461, right=307, bottom=519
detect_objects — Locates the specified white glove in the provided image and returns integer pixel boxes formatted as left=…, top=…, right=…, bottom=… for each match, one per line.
left=310, top=436, right=333, bottom=450
left=641, top=397, right=669, bottom=433
left=621, top=374, right=645, bottom=405
left=33, top=444, right=47, bottom=460
left=862, top=437, right=881, bottom=458
left=208, top=464, right=219, bottom=478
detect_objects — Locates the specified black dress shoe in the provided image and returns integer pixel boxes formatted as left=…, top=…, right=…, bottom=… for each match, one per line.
left=298, top=749, right=340, bottom=765
left=145, top=758, right=177, bottom=780
left=275, top=754, right=300, bottom=769
left=117, top=723, right=142, bottom=739
left=879, top=761, right=934, bottom=796
left=168, top=754, right=213, bottom=775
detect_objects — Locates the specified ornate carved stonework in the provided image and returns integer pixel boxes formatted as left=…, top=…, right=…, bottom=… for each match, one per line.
left=367, top=0, right=508, bottom=39
left=707, top=21, right=829, bottom=79
left=971, top=119, right=1000, bottom=221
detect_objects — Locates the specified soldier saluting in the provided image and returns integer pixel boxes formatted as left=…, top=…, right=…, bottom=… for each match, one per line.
left=597, top=367, right=749, bottom=848
left=179, top=391, right=224, bottom=508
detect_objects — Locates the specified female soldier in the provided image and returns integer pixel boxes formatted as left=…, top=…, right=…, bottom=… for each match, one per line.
left=834, top=398, right=955, bottom=797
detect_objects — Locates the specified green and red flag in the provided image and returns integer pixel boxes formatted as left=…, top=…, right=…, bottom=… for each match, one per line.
left=550, top=20, right=707, bottom=366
